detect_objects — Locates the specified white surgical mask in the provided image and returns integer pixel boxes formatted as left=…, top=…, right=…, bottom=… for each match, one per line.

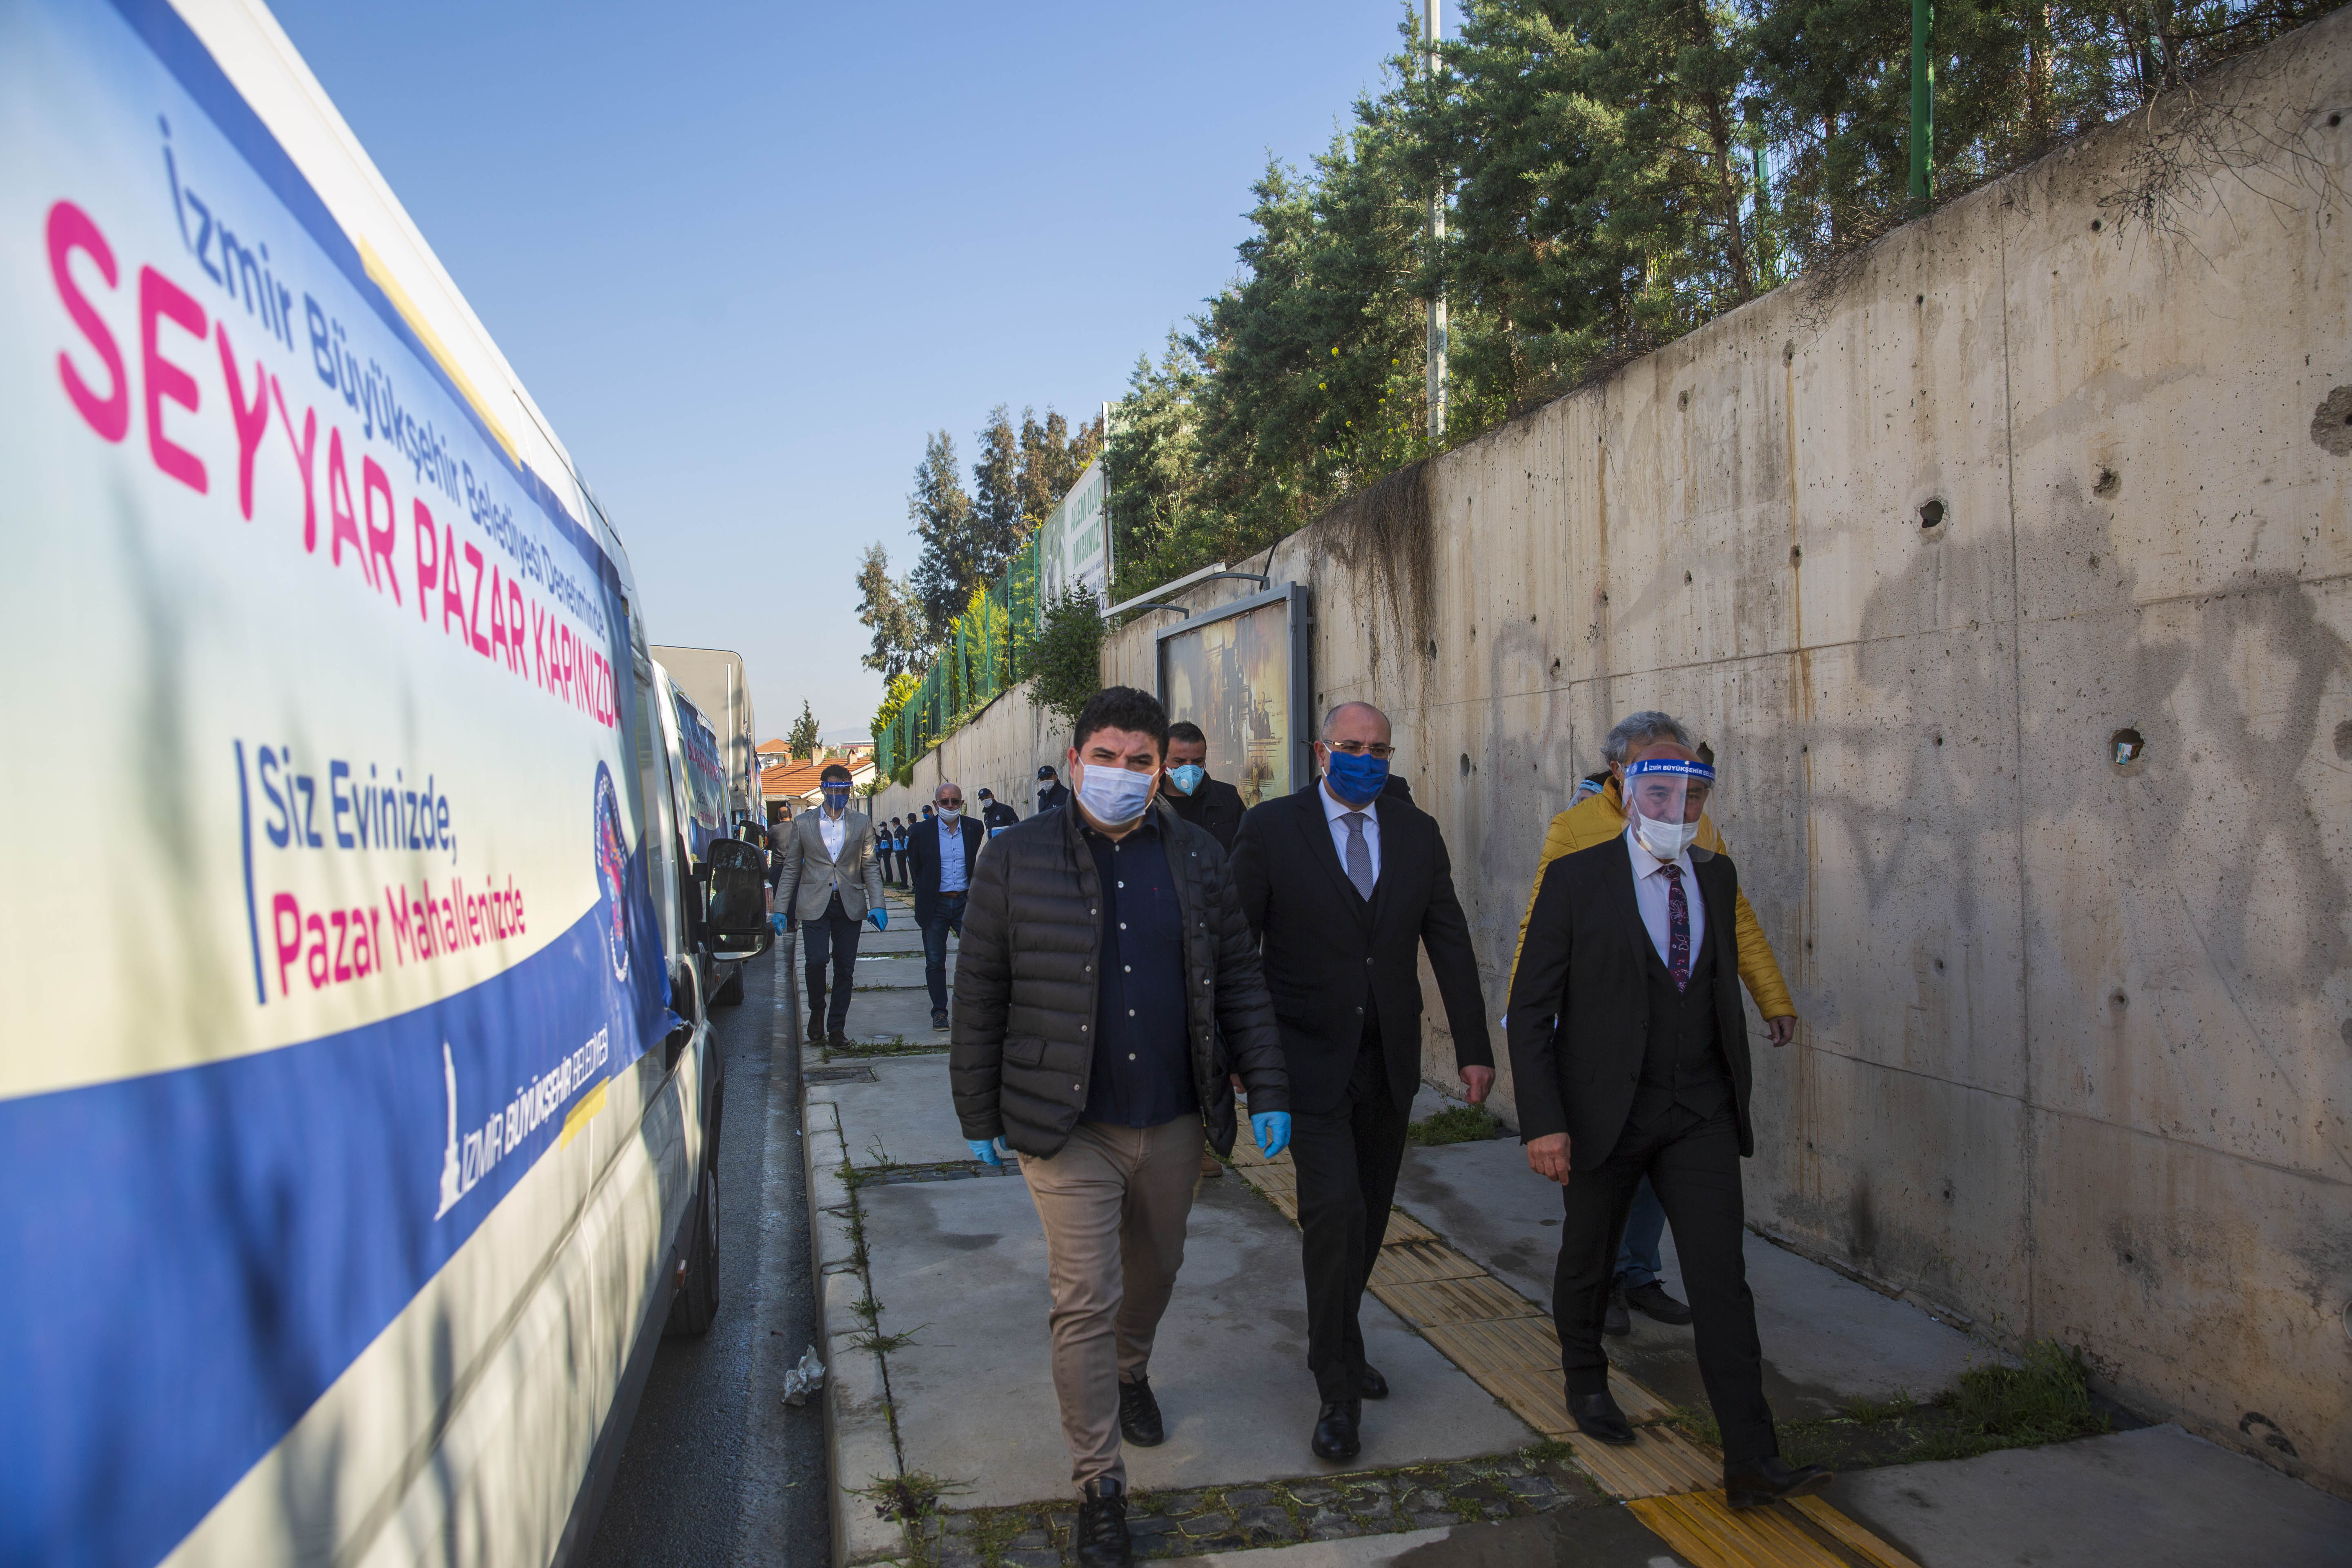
left=1634, top=813, right=1700, bottom=859
left=937, top=806, right=962, bottom=822
left=1075, top=762, right=1154, bottom=828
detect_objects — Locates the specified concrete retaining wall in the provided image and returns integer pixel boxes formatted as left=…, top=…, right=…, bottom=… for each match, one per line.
left=883, top=16, right=2352, bottom=1492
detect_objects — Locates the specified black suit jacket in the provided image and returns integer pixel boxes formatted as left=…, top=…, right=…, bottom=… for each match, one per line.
left=1506, top=836, right=1754, bottom=1165
left=1165, top=775, right=1246, bottom=852
left=1230, top=781, right=1493, bottom=1116
left=906, top=814, right=987, bottom=927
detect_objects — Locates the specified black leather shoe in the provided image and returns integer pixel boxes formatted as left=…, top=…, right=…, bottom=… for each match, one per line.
left=1076, top=1477, right=1133, bottom=1568
left=826, top=1029, right=849, bottom=1050
left=1118, top=1376, right=1165, bottom=1446
left=931, top=1009, right=950, bottom=1030
left=1311, top=1399, right=1362, bottom=1461
left=1568, top=1390, right=1637, bottom=1446
left=807, top=1010, right=825, bottom=1042
left=1359, top=1364, right=1389, bottom=1400
left=1604, top=1289, right=1632, bottom=1337
left=1724, top=1454, right=1833, bottom=1509
left=1624, top=1281, right=1693, bottom=1325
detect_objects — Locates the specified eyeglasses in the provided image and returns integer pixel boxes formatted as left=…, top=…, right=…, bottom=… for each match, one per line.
left=938, top=798, right=964, bottom=808
left=1325, top=741, right=1397, bottom=760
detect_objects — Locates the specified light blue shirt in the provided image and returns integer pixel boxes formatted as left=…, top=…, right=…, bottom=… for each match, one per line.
left=938, top=817, right=969, bottom=893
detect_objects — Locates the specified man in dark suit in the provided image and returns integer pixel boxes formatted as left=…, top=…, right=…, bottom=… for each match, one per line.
left=978, top=787, right=1021, bottom=835
left=1507, top=741, right=1829, bottom=1510
left=1036, top=764, right=1072, bottom=814
left=906, top=780, right=988, bottom=1031
left=1230, top=702, right=1494, bottom=1461
left=1160, top=720, right=1246, bottom=851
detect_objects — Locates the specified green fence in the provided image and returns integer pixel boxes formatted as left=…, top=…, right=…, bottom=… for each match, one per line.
left=875, top=533, right=1043, bottom=778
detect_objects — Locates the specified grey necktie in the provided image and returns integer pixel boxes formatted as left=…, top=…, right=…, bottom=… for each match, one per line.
left=1342, top=812, right=1375, bottom=900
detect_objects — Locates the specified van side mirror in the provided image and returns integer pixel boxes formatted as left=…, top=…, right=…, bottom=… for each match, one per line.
left=704, top=837, right=773, bottom=960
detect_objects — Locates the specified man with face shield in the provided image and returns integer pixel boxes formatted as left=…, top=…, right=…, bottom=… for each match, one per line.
left=1508, top=743, right=1831, bottom=1510
left=1510, top=712, right=1797, bottom=1334
left=951, top=686, right=1291, bottom=1568
left=774, top=765, right=888, bottom=1048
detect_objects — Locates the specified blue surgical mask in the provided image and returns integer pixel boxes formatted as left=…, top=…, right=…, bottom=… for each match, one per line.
left=1167, top=763, right=1205, bottom=796
left=1323, top=748, right=1389, bottom=806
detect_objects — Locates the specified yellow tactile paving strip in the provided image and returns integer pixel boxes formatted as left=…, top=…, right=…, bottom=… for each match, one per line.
left=1227, top=1145, right=1921, bottom=1568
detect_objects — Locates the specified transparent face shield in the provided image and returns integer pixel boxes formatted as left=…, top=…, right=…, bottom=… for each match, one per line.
left=1623, top=757, right=1716, bottom=861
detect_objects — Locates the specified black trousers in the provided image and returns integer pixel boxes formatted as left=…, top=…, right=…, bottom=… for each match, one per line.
left=802, top=893, right=862, bottom=1035
left=1292, top=1019, right=1410, bottom=1403
left=1551, top=1101, right=1777, bottom=1463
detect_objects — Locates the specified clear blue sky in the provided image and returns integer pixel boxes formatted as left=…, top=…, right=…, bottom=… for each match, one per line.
left=267, top=0, right=1435, bottom=743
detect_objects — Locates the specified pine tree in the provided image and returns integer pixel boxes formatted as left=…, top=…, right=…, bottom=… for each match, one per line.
left=908, top=430, right=976, bottom=643
left=854, top=543, right=924, bottom=679
left=787, top=701, right=821, bottom=761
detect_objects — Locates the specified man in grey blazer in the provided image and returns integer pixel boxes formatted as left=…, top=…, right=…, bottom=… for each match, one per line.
left=776, top=764, right=889, bottom=1047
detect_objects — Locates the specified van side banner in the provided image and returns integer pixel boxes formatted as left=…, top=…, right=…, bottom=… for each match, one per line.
left=0, top=3, right=671, bottom=1564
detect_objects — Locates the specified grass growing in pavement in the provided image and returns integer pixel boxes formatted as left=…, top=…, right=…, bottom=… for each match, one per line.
left=1667, top=1339, right=2112, bottom=1471
left=1404, top=1105, right=1504, bottom=1145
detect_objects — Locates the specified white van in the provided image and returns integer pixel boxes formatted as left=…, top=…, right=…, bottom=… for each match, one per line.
left=0, top=2, right=771, bottom=1564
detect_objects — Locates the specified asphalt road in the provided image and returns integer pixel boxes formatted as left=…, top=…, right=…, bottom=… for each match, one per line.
left=585, top=946, right=831, bottom=1568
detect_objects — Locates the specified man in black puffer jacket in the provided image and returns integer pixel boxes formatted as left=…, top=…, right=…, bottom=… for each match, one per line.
left=952, top=686, right=1290, bottom=1568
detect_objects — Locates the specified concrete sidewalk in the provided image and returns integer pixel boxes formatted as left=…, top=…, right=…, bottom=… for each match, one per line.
left=804, top=900, right=2351, bottom=1568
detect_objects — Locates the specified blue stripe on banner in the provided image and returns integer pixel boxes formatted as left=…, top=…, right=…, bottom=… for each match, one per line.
left=0, top=856, right=673, bottom=1568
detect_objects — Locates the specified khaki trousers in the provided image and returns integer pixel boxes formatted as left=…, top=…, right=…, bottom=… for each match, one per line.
left=1018, top=1114, right=1204, bottom=1489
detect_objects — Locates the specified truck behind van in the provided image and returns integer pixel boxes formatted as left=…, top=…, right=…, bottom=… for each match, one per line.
left=0, top=2, right=770, bottom=1563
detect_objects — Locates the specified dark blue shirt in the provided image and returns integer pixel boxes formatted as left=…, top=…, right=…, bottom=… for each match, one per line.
left=1083, top=816, right=1196, bottom=1127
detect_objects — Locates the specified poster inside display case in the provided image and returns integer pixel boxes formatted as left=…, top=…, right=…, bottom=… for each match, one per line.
left=1154, top=585, right=1311, bottom=807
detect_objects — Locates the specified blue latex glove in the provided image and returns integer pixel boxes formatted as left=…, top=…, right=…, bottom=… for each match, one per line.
left=769, top=911, right=788, bottom=936
left=967, top=1138, right=1007, bottom=1167
left=869, top=906, right=888, bottom=931
left=1251, top=1111, right=1292, bottom=1160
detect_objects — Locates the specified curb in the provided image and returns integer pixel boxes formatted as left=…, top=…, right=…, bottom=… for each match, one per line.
left=808, top=1089, right=911, bottom=1568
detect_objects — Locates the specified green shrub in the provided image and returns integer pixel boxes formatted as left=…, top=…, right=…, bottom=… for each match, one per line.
left=1405, top=1105, right=1503, bottom=1146
left=1948, top=1341, right=2109, bottom=1445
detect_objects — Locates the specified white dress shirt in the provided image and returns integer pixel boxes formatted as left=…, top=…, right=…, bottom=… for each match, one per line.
left=819, top=807, right=846, bottom=864
left=1626, top=826, right=1704, bottom=969
left=938, top=815, right=969, bottom=892
left=1319, top=780, right=1381, bottom=886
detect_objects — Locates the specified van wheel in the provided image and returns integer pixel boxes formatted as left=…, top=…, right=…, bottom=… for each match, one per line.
left=665, top=1156, right=721, bottom=1337
left=710, top=963, right=745, bottom=1008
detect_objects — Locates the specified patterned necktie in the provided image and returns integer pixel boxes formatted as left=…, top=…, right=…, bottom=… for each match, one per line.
left=1662, top=863, right=1691, bottom=992
left=1342, top=812, right=1375, bottom=900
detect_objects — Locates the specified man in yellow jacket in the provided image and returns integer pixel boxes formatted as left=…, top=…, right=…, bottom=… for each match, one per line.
left=1511, top=712, right=1798, bottom=1333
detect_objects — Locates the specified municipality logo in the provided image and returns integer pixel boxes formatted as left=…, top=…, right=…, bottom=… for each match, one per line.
left=593, top=763, right=630, bottom=983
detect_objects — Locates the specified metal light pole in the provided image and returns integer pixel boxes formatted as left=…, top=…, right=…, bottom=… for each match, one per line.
left=1424, top=0, right=1447, bottom=442
left=1909, top=0, right=1934, bottom=210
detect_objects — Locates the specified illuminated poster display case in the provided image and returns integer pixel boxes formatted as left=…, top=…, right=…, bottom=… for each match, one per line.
left=1153, top=584, right=1312, bottom=808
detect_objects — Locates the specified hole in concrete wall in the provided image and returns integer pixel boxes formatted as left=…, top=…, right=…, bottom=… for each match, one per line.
left=2094, top=468, right=2120, bottom=496
left=2088, top=554, right=2101, bottom=570
left=1916, top=293, right=1925, bottom=305
left=1684, top=570, right=1694, bottom=584
left=2334, top=719, right=2352, bottom=759
left=1934, top=958, right=1945, bottom=972
left=1426, top=639, right=1437, bottom=658
left=2111, top=728, right=2145, bottom=767
left=1790, top=545, right=1803, bottom=564
left=2091, top=218, right=2103, bottom=231
left=1678, top=390, right=1690, bottom=410
left=1600, top=592, right=1610, bottom=604
left=1918, top=498, right=1947, bottom=531
left=2332, top=112, right=2343, bottom=127
left=1933, top=731, right=1944, bottom=747
left=1458, top=753, right=1471, bottom=777
left=2314, top=387, right=2352, bottom=455
left=2111, top=990, right=2129, bottom=1007
left=1783, top=340, right=1795, bottom=363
